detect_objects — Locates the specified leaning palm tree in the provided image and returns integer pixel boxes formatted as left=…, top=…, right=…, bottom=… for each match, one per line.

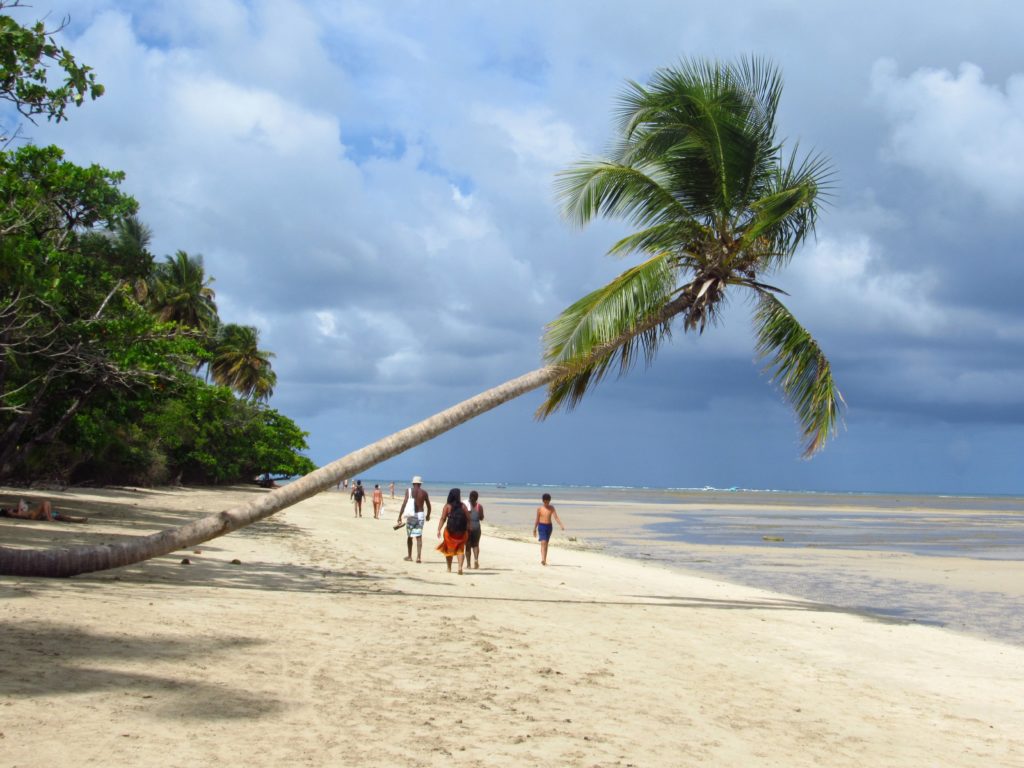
left=0, top=56, right=843, bottom=577
left=210, top=323, right=277, bottom=401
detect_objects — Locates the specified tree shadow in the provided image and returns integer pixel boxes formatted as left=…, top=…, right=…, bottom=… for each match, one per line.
left=0, top=620, right=284, bottom=719
left=0, top=490, right=304, bottom=555
left=4, top=555, right=399, bottom=595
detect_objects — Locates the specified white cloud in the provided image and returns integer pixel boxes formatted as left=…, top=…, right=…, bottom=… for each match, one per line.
left=786, top=234, right=946, bottom=336
left=870, top=59, right=1024, bottom=210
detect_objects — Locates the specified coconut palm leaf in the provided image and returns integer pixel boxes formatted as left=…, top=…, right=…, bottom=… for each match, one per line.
left=539, top=252, right=680, bottom=415
left=753, top=292, right=845, bottom=457
left=555, top=160, right=691, bottom=230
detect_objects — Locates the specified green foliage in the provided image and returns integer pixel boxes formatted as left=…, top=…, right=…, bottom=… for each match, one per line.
left=210, top=323, right=276, bottom=401
left=1, top=1, right=104, bottom=140
left=547, top=56, right=844, bottom=457
left=0, top=3, right=304, bottom=486
left=148, top=250, right=218, bottom=331
left=142, top=380, right=315, bottom=485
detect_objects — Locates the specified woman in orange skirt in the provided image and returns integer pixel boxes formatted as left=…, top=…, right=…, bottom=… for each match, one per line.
left=436, top=488, right=469, bottom=574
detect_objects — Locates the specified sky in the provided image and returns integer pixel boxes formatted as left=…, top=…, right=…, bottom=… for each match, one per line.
left=8, top=0, right=1024, bottom=495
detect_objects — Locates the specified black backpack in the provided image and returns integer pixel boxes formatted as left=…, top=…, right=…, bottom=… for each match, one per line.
left=447, top=503, right=467, bottom=534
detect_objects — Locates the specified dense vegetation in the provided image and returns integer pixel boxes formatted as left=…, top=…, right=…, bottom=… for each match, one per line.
left=0, top=3, right=315, bottom=486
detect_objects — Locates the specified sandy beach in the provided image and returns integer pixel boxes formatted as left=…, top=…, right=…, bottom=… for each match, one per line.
left=2, top=485, right=1022, bottom=767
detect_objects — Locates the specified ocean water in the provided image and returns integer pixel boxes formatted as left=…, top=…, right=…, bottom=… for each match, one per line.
left=386, top=482, right=1024, bottom=645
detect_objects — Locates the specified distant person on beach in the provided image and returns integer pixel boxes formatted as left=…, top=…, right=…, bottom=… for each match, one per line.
left=389, top=481, right=395, bottom=499
left=396, top=476, right=431, bottom=562
left=533, top=493, right=565, bottom=566
left=465, top=490, right=485, bottom=569
left=372, top=484, right=384, bottom=519
left=351, top=480, right=365, bottom=517
left=0, top=499, right=87, bottom=523
left=436, top=488, right=469, bottom=574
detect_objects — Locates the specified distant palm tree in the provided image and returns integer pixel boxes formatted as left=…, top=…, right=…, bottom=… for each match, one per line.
left=149, top=250, right=218, bottom=332
left=1, top=56, right=844, bottom=577
left=210, top=323, right=277, bottom=401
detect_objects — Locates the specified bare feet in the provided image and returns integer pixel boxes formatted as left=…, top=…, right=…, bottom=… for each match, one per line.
left=404, top=556, right=412, bottom=561
left=474, top=562, right=479, bottom=569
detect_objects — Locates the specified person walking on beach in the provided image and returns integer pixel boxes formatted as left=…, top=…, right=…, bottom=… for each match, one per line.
left=351, top=480, right=365, bottom=517
left=436, top=488, right=469, bottom=575
left=533, top=493, right=565, bottom=566
left=465, top=490, right=485, bottom=569
left=389, top=481, right=395, bottom=499
left=372, top=484, right=384, bottom=519
left=397, top=476, right=431, bottom=562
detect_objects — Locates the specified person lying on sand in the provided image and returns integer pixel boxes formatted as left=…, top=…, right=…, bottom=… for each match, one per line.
left=0, top=499, right=88, bottom=523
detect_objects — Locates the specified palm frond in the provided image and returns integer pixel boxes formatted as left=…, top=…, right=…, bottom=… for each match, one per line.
left=753, top=292, right=845, bottom=457
left=539, top=252, right=679, bottom=416
left=554, top=160, right=691, bottom=230
left=742, top=145, right=834, bottom=271
left=605, top=220, right=707, bottom=260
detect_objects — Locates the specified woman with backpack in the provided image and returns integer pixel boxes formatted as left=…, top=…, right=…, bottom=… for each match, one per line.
left=436, top=488, right=469, bottom=575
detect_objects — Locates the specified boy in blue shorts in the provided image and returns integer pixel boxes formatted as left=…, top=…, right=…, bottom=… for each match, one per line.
left=533, top=493, right=565, bottom=566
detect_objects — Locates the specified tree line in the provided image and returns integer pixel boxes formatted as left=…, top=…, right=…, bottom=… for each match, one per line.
left=1, top=2, right=315, bottom=486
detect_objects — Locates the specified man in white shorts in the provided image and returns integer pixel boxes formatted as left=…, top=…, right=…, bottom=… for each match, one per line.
left=397, top=476, right=431, bottom=562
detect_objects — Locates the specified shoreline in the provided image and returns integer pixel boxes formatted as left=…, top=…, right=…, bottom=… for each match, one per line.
left=2, top=485, right=1023, bottom=766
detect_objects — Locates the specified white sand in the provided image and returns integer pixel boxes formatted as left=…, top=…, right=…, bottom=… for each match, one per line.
left=2, top=485, right=1022, bottom=767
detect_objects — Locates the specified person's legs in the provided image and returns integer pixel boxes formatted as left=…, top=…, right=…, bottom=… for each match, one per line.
left=405, top=536, right=413, bottom=560
left=445, top=555, right=453, bottom=572
left=415, top=536, right=423, bottom=562
left=540, top=540, right=549, bottom=565
left=472, top=546, right=480, bottom=568
left=456, top=551, right=464, bottom=575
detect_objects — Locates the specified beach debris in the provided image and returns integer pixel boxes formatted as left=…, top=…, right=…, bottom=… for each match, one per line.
left=762, top=535, right=785, bottom=542
left=230, top=558, right=242, bottom=565
left=179, top=558, right=191, bottom=565
left=193, top=549, right=202, bottom=554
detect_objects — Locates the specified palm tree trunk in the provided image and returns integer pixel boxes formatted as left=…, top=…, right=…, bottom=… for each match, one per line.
left=0, top=366, right=560, bottom=577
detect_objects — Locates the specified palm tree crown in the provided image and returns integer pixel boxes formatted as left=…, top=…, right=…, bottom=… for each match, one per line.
left=545, top=56, right=844, bottom=456
left=210, top=323, right=277, bottom=401
left=149, top=250, right=218, bottom=332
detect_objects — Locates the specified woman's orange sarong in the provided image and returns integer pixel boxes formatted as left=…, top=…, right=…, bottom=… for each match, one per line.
left=436, top=528, right=468, bottom=557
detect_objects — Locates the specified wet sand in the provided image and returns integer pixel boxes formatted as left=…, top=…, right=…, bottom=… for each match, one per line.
left=477, top=489, right=1024, bottom=645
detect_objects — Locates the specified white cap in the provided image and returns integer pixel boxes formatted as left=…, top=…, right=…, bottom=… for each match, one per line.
left=412, top=476, right=423, bottom=484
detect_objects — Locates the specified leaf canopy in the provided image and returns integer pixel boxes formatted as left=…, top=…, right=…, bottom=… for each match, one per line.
left=544, top=55, right=844, bottom=456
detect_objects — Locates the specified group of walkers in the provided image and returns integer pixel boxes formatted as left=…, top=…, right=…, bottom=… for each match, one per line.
left=377, top=476, right=565, bottom=573
left=344, top=479, right=393, bottom=519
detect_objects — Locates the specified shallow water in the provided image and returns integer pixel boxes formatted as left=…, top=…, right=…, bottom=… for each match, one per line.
left=414, top=483, right=1024, bottom=646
